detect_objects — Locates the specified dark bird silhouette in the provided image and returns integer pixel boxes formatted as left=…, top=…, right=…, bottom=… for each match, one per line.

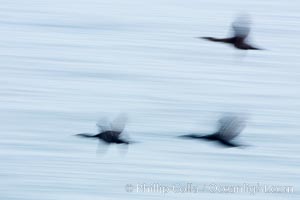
left=77, top=131, right=130, bottom=144
left=179, top=115, right=247, bottom=148
left=76, top=114, right=132, bottom=145
left=199, top=15, right=262, bottom=50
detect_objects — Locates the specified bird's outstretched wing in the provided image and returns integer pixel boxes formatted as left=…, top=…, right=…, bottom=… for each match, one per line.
left=217, top=115, right=247, bottom=141
left=232, top=15, right=251, bottom=39
left=96, top=117, right=111, bottom=132
left=111, top=113, right=128, bottom=136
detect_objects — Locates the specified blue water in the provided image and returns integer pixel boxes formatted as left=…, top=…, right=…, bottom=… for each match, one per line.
left=0, top=0, right=299, bottom=199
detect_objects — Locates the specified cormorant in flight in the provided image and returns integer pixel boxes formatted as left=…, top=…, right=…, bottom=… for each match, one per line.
left=199, top=15, right=262, bottom=50
left=180, top=115, right=248, bottom=148
left=76, top=114, right=132, bottom=145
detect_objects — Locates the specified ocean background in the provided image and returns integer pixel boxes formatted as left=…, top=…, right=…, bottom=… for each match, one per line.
left=0, top=0, right=299, bottom=199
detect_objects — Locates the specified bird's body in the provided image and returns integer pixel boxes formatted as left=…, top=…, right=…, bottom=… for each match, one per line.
left=180, top=133, right=241, bottom=147
left=77, top=131, right=130, bottom=144
left=199, top=15, right=262, bottom=50
left=179, top=115, right=247, bottom=148
left=201, top=36, right=260, bottom=50
left=76, top=114, right=132, bottom=151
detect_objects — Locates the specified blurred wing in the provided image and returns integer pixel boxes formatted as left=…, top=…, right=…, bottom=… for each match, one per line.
left=217, top=115, right=246, bottom=141
left=111, top=113, right=128, bottom=134
left=96, top=117, right=111, bottom=132
left=232, top=15, right=251, bottom=38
